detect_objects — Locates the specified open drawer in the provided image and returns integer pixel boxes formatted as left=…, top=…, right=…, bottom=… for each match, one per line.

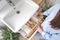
left=18, top=12, right=44, bottom=40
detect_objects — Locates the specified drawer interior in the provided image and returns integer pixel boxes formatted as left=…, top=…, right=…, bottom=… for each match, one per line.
left=18, top=12, right=44, bottom=39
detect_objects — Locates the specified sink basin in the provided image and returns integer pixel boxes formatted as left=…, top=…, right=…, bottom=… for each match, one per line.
left=0, top=0, right=39, bottom=32
left=0, top=0, right=7, bottom=10
left=0, top=0, right=13, bottom=19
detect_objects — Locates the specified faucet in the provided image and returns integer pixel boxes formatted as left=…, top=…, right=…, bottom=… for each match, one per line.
left=6, top=0, right=15, bottom=6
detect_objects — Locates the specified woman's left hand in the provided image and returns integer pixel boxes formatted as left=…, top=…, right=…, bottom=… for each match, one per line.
left=37, top=26, right=43, bottom=34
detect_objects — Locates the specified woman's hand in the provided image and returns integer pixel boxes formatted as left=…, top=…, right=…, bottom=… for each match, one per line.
left=37, top=12, right=44, bottom=17
left=37, top=12, right=44, bottom=33
left=37, top=26, right=43, bottom=34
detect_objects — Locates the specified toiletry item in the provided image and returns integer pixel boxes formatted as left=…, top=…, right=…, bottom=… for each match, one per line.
left=21, top=25, right=31, bottom=34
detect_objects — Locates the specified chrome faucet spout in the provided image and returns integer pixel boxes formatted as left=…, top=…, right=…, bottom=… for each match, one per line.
left=6, top=0, right=15, bottom=6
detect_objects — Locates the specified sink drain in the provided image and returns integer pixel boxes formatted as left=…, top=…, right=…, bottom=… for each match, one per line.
left=16, top=11, right=20, bottom=14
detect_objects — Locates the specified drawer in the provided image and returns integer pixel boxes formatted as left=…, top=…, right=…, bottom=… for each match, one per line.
left=18, top=12, right=44, bottom=40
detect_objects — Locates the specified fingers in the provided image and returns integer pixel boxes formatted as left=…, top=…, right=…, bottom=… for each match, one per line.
left=38, top=12, right=44, bottom=16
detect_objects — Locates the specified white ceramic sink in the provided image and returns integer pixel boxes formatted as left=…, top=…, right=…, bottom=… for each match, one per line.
left=0, top=0, right=39, bottom=32
left=0, top=0, right=14, bottom=19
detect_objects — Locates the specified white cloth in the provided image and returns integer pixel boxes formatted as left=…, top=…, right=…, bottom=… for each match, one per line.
left=41, top=2, right=60, bottom=40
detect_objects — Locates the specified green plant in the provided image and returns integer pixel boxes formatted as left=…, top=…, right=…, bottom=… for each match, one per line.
left=42, top=0, right=52, bottom=12
left=3, top=27, right=20, bottom=40
left=41, top=0, right=52, bottom=19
